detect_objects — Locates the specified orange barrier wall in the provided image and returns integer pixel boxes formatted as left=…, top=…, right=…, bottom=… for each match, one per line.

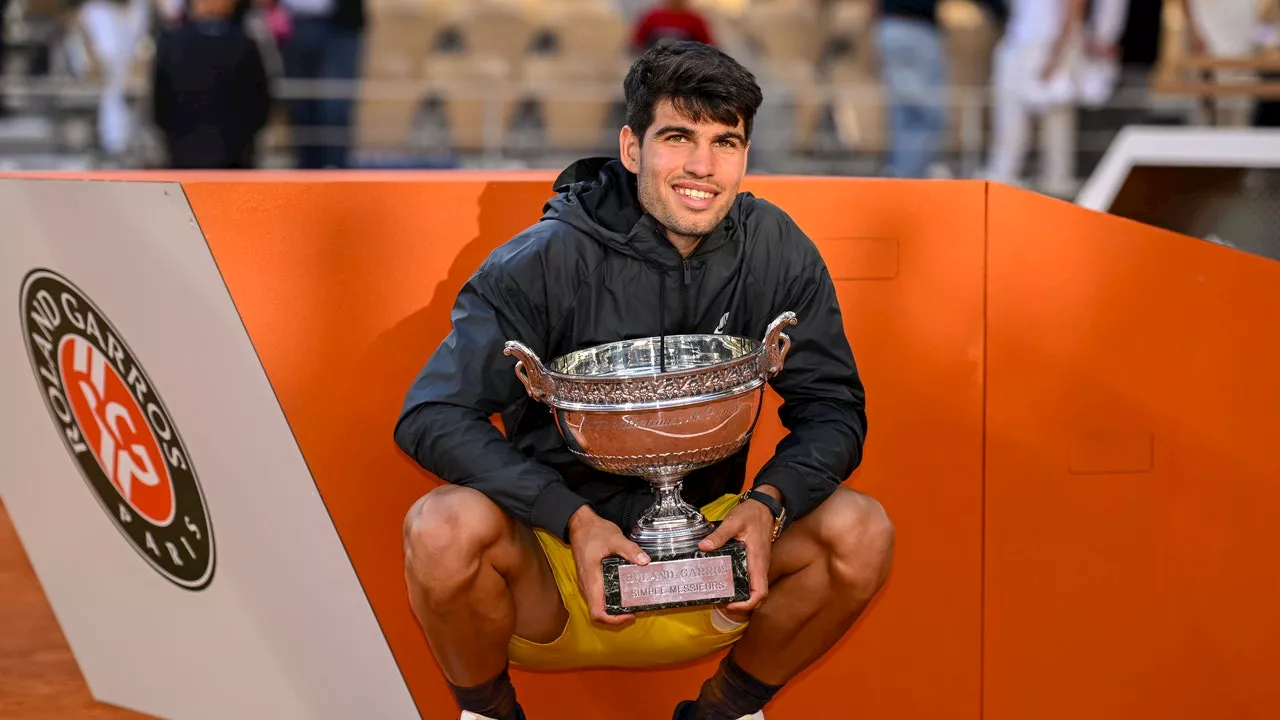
left=983, top=185, right=1280, bottom=719
left=29, top=171, right=1267, bottom=719
left=182, top=176, right=987, bottom=720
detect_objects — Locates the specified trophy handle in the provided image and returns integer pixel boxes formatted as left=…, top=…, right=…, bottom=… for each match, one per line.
left=503, top=341, right=553, bottom=401
left=761, top=312, right=798, bottom=378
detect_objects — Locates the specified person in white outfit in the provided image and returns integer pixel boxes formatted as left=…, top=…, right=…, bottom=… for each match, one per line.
left=75, top=0, right=154, bottom=160
left=1176, top=0, right=1260, bottom=126
left=985, top=0, right=1102, bottom=196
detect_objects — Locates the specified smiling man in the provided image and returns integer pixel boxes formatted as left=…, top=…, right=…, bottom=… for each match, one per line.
left=395, top=41, right=894, bottom=720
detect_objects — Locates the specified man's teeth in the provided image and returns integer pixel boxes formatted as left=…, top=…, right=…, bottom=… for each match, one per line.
left=676, top=188, right=714, bottom=200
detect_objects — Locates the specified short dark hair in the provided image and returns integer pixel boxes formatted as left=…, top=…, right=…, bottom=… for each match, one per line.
left=623, top=41, right=764, bottom=144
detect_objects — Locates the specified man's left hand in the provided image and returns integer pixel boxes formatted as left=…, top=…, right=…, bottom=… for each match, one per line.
left=697, top=489, right=779, bottom=616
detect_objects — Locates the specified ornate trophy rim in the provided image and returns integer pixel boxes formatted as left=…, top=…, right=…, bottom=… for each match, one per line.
left=547, top=332, right=757, bottom=376
left=502, top=312, right=798, bottom=412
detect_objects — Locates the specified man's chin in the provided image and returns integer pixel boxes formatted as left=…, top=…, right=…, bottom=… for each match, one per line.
left=667, top=214, right=723, bottom=240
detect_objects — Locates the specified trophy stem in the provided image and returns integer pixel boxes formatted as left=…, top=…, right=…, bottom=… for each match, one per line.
left=629, top=472, right=715, bottom=555
left=650, top=472, right=682, bottom=490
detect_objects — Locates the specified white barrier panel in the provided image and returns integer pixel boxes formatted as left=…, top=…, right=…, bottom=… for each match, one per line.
left=1076, top=125, right=1280, bottom=211
left=0, top=179, right=420, bottom=720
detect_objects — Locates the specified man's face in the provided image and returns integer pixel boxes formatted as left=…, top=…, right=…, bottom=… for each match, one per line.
left=620, top=98, right=750, bottom=251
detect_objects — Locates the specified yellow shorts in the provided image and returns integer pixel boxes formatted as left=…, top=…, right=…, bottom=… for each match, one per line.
left=508, top=493, right=749, bottom=671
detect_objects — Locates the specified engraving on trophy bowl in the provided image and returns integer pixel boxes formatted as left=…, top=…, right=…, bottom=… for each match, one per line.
left=554, top=395, right=763, bottom=477
left=503, top=312, right=798, bottom=614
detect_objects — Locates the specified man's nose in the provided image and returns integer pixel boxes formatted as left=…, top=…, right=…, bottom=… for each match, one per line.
left=683, top=142, right=715, bottom=178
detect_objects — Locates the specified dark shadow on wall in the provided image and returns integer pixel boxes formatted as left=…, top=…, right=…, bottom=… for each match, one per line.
left=366, top=180, right=557, bottom=483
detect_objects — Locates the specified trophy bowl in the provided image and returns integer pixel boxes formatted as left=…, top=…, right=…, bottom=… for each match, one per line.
left=503, top=312, right=798, bottom=615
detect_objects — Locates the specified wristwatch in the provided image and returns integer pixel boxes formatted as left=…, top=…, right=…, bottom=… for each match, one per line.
left=740, top=489, right=787, bottom=542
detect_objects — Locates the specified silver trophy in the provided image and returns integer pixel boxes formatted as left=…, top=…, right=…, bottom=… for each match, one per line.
left=503, top=312, right=797, bottom=614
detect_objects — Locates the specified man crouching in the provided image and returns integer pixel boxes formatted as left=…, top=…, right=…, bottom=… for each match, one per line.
left=395, top=41, right=894, bottom=720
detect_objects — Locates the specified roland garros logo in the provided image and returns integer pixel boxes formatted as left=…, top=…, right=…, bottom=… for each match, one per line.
left=20, top=269, right=214, bottom=590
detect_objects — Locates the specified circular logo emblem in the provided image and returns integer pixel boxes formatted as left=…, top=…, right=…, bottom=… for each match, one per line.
left=20, top=269, right=215, bottom=590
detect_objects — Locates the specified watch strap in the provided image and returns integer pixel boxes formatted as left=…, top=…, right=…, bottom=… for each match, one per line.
left=741, top=489, right=787, bottom=541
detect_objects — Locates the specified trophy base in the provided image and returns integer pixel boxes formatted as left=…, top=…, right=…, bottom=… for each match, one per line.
left=602, top=539, right=749, bottom=616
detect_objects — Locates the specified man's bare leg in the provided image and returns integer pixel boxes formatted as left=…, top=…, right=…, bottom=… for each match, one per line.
left=734, top=486, right=895, bottom=682
left=403, top=485, right=568, bottom=714
left=689, top=486, right=895, bottom=718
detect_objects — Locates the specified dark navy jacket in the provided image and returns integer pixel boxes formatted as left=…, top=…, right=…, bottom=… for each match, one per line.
left=394, top=158, right=867, bottom=542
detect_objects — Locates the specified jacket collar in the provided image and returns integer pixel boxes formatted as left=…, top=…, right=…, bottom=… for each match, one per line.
left=552, top=157, right=615, bottom=193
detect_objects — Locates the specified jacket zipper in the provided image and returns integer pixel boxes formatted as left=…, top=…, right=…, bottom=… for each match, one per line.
left=680, top=258, right=691, bottom=331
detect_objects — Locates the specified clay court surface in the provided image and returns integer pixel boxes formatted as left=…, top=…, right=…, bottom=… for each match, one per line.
left=0, top=501, right=153, bottom=720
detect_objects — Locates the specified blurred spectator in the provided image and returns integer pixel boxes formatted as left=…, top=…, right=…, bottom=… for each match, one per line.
left=277, top=0, right=365, bottom=168
left=77, top=0, right=152, bottom=160
left=873, top=0, right=949, bottom=179
left=1078, top=0, right=1128, bottom=107
left=0, top=0, right=10, bottom=115
left=985, top=0, right=1092, bottom=195
left=1175, top=0, right=1259, bottom=126
left=150, top=0, right=272, bottom=168
left=874, top=0, right=1006, bottom=179
left=632, top=0, right=714, bottom=52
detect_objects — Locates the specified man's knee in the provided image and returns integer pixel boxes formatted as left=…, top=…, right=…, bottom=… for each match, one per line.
left=814, top=487, right=895, bottom=602
left=403, top=485, right=511, bottom=610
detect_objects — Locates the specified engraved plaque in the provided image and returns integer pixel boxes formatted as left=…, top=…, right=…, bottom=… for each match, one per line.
left=601, top=540, right=750, bottom=615
left=618, top=556, right=736, bottom=609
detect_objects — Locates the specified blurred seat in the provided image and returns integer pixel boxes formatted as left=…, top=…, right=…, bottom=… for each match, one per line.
left=380, top=0, right=535, bottom=154
left=512, top=1, right=626, bottom=152
left=520, top=55, right=617, bottom=152
left=423, top=53, right=514, bottom=153
left=740, top=1, right=825, bottom=73
left=455, top=1, right=537, bottom=77
left=738, top=2, right=825, bottom=152
left=793, top=0, right=880, bottom=154
left=356, top=2, right=445, bottom=150
left=540, top=0, right=628, bottom=76
left=689, top=0, right=754, bottom=58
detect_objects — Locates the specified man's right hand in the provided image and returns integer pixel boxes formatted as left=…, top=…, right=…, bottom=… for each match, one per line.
left=566, top=505, right=650, bottom=626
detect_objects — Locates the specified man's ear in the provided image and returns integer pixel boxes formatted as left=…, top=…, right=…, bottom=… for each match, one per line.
left=619, top=126, right=641, bottom=173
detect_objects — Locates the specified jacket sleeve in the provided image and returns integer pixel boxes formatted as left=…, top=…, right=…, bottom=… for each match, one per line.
left=752, top=217, right=868, bottom=525
left=393, top=265, right=590, bottom=542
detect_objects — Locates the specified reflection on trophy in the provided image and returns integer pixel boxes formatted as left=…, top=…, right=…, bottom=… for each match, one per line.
left=503, top=312, right=798, bottom=615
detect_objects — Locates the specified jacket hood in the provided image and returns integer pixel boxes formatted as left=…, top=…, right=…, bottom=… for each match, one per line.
left=542, top=157, right=739, bottom=268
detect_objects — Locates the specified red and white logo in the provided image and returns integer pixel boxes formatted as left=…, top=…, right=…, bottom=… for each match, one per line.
left=62, top=334, right=176, bottom=526
left=22, top=269, right=214, bottom=590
